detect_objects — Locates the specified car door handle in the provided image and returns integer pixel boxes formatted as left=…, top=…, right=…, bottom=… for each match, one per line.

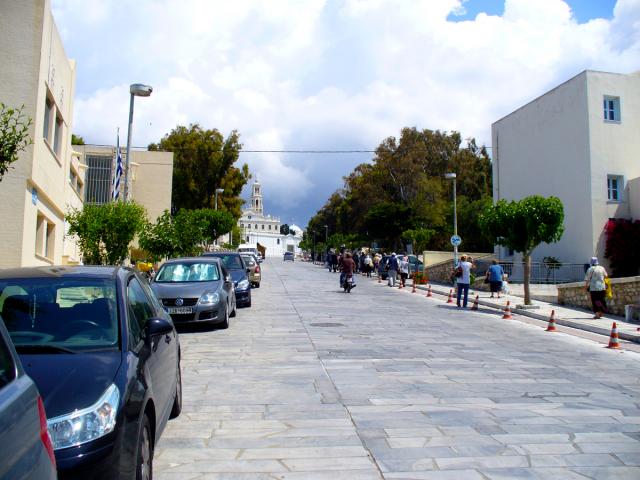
left=165, top=335, right=171, bottom=344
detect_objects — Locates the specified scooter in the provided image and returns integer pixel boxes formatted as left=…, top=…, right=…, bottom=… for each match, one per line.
left=343, top=274, right=354, bottom=293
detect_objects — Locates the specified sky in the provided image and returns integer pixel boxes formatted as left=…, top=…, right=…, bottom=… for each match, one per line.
left=51, top=0, right=639, bottom=228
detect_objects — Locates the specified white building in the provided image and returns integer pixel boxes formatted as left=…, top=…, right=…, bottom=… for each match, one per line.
left=492, top=70, right=640, bottom=267
left=238, top=180, right=303, bottom=257
left=0, top=0, right=85, bottom=267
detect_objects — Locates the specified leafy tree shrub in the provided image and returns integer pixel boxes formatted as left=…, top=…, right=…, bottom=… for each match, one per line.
left=604, top=219, right=640, bottom=277
left=66, top=202, right=147, bottom=265
left=139, top=208, right=235, bottom=260
left=479, top=195, right=564, bottom=305
left=0, top=103, right=32, bottom=182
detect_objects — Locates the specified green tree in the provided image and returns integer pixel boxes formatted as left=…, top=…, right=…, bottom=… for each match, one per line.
left=149, top=124, right=250, bottom=217
left=66, top=202, right=147, bottom=265
left=402, top=228, right=435, bottom=254
left=0, top=103, right=32, bottom=182
left=280, top=224, right=290, bottom=235
left=479, top=195, right=564, bottom=305
left=139, top=208, right=235, bottom=260
left=71, top=134, right=85, bottom=145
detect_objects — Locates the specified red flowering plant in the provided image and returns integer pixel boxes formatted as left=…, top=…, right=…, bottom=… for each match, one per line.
left=604, top=219, right=640, bottom=277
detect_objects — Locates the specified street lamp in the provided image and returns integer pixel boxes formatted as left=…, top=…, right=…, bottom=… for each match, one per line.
left=214, top=188, right=224, bottom=210
left=444, top=172, right=458, bottom=264
left=124, top=83, right=153, bottom=201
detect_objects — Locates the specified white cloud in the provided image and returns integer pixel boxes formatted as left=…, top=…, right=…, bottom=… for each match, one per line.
left=52, top=0, right=640, bottom=223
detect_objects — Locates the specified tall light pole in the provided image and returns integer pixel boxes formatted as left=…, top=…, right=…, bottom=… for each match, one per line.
left=444, top=172, right=458, bottom=265
left=124, top=83, right=153, bottom=201
left=215, top=188, right=224, bottom=210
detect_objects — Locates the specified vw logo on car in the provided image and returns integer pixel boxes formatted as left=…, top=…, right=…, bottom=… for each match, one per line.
left=175, top=298, right=184, bottom=306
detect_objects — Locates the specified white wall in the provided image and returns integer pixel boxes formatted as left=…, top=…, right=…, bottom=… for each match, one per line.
left=492, top=71, right=592, bottom=264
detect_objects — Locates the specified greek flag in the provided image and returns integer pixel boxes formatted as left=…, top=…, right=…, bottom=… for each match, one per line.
left=112, top=132, right=123, bottom=200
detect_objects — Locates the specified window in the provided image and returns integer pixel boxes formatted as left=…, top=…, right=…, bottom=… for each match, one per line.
left=127, top=277, right=155, bottom=344
left=277, top=238, right=280, bottom=245
left=0, top=336, right=17, bottom=388
left=53, top=114, right=63, bottom=156
left=261, top=224, right=264, bottom=230
left=254, top=224, right=258, bottom=229
left=240, top=223, right=244, bottom=228
left=43, top=98, right=54, bottom=142
left=607, top=175, right=623, bottom=201
left=603, top=96, right=620, bottom=122
left=268, top=225, right=271, bottom=230
left=35, top=214, right=55, bottom=260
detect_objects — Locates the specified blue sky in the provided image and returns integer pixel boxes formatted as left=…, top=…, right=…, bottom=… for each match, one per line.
left=51, top=0, right=639, bottom=227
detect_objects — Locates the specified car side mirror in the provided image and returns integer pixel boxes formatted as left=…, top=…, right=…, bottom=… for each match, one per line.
left=145, top=317, right=173, bottom=338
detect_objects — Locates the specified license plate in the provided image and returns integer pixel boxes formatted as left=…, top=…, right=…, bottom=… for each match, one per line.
left=167, top=306, right=193, bottom=314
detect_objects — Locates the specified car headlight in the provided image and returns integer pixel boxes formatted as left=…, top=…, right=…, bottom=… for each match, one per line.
left=48, top=383, right=119, bottom=450
left=236, top=279, right=250, bottom=291
left=199, top=291, right=220, bottom=305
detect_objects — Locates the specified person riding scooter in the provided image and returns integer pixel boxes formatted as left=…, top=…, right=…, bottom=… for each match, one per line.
left=339, top=252, right=356, bottom=291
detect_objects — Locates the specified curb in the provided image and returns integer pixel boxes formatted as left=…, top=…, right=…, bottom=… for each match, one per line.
left=415, top=283, right=640, bottom=345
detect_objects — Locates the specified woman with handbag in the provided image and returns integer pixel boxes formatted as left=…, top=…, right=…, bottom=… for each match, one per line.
left=584, top=257, right=609, bottom=319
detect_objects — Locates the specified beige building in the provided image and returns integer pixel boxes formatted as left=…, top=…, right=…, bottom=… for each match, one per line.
left=0, top=0, right=84, bottom=268
left=492, top=70, right=640, bottom=267
left=74, top=145, right=174, bottom=223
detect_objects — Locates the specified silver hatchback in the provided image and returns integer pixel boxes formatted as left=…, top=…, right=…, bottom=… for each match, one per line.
left=151, top=257, right=237, bottom=329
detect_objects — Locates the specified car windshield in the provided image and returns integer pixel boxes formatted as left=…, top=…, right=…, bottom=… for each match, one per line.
left=215, top=255, right=244, bottom=270
left=155, top=263, right=220, bottom=282
left=0, top=278, right=119, bottom=352
left=240, top=256, right=255, bottom=266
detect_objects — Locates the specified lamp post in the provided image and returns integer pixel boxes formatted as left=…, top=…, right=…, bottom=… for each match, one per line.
left=214, top=188, right=224, bottom=210
left=444, top=172, right=458, bottom=265
left=124, top=83, right=153, bottom=202
left=324, top=225, right=329, bottom=265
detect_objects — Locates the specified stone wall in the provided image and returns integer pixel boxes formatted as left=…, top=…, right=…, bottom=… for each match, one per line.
left=557, top=276, right=640, bottom=317
left=425, top=259, right=455, bottom=284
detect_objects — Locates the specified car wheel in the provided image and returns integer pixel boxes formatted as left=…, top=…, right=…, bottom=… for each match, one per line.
left=136, top=415, right=153, bottom=480
left=219, top=304, right=230, bottom=329
left=169, top=364, right=182, bottom=419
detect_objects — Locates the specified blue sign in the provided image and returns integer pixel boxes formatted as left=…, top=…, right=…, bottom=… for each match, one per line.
left=31, top=188, right=38, bottom=205
left=450, top=235, right=462, bottom=247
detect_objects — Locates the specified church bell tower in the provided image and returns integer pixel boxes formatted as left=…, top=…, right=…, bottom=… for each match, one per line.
left=251, top=180, right=263, bottom=215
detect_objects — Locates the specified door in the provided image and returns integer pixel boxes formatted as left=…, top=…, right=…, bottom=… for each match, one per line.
left=126, top=277, right=176, bottom=422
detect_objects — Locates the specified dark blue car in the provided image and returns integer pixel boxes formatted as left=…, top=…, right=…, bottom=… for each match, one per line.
left=0, top=266, right=181, bottom=479
left=202, top=252, right=252, bottom=307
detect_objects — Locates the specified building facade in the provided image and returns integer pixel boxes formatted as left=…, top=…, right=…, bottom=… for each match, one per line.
left=492, top=70, right=640, bottom=267
left=0, top=0, right=84, bottom=268
left=74, top=145, right=174, bottom=223
left=238, top=181, right=302, bottom=257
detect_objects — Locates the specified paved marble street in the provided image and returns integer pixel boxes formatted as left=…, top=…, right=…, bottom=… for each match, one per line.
left=155, top=260, right=640, bottom=480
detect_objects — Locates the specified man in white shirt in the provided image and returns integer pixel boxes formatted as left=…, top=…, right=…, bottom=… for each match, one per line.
left=456, top=255, right=473, bottom=308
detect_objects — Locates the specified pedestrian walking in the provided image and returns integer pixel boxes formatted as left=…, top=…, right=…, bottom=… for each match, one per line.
left=399, top=255, right=409, bottom=287
left=486, top=260, right=504, bottom=298
left=585, top=257, right=608, bottom=319
left=454, top=255, right=473, bottom=308
left=364, top=254, right=374, bottom=277
left=387, top=253, right=399, bottom=287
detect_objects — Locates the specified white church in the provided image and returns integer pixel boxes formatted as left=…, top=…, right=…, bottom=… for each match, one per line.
left=238, top=180, right=303, bottom=258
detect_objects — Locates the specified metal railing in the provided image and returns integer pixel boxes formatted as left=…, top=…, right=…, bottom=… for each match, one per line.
left=474, top=260, right=587, bottom=284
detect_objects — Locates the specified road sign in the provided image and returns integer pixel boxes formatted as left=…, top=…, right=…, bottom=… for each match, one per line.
left=450, top=235, right=462, bottom=247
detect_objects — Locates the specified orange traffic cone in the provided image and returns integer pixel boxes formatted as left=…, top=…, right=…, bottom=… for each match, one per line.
left=446, top=289, right=453, bottom=303
left=427, top=284, right=432, bottom=297
left=412, top=278, right=416, bottom=293
left=606, top=322, right=621, bottom=349
left=471, top=295, right=479, bottom=311
left=545, top=310, right=557, bottom=332
left=502, top=301, right=513, bottom=319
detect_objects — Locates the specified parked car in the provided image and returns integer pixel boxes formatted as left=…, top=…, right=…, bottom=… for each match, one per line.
left=283, top=251, right=294, bottom=261
left=150, top=257, right=236, bottom=328
left=377, top=255, right=390, bottom=280
left=239, top=253, right=261, bottom=288
left=202, top=252, right=252, bottom=307
left=407, top=255, right=424, bottom=276
left=0, top=316, right=57, bottom=480
left=0, top=266, right=181, bottom=479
